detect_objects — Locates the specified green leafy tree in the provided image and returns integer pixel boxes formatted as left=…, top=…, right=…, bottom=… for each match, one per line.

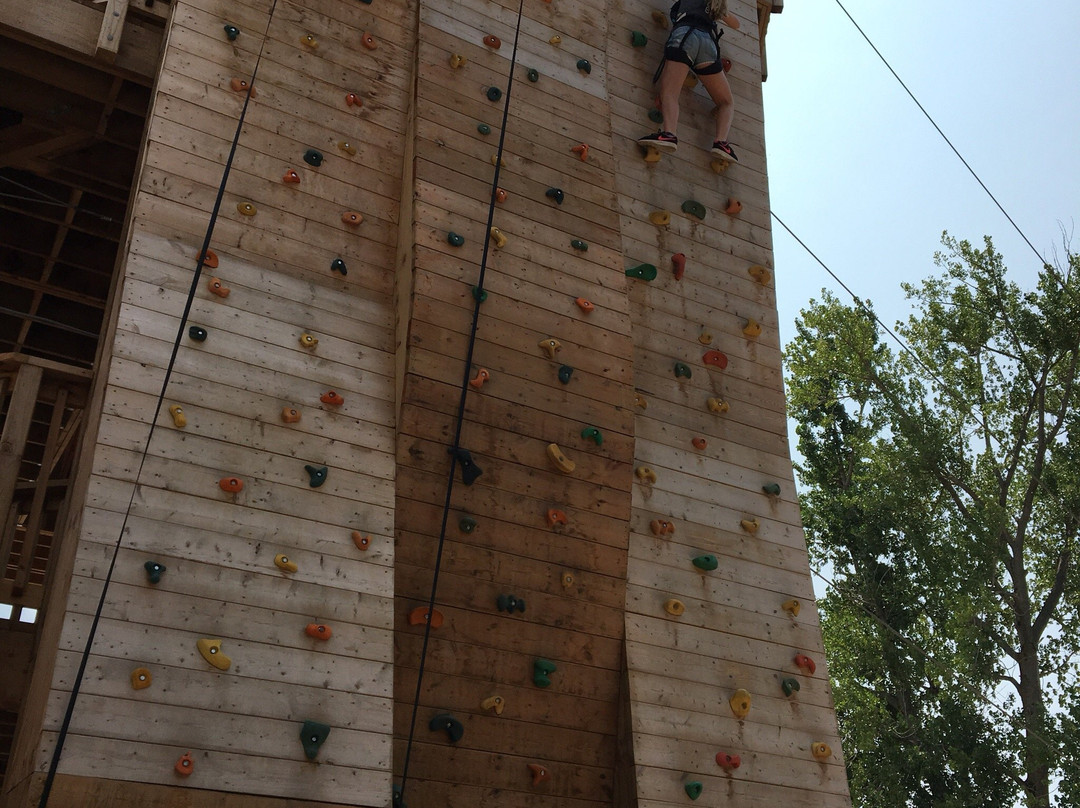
left=785, top=235, right=1080, bottom=807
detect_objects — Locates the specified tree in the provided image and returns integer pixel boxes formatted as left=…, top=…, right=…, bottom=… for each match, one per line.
left=785, top=234, right=1080, bottom=807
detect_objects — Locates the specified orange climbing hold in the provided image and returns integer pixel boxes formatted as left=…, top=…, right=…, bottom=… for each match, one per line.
left=546, top=508, right=568, bottom=527
left=575, top=297, right=594, bottom=313
left=650, top=519, right=674, bottom=536
left=725, top=198, right=743, bottom=216
left=282, top=169, right=300, bottom=184
left=408, top=606, right=444, bottom=627
left=671, top=252, right=686, bottom=280
left=794, top=653, right=817, bottom=675
left=495, top=187, right=508, bottom=203
left=281, top=407, right=301, bottom=423
left=218, top=477, right=243, bottom=493
left=469, top=368, right=491, bottom=389
left=341, top=211, right=363, bottom=226
left=198, top=248, right=219, bottom=268
left=703, top=350, right=728, bottom=369
left=320, top=390, right=345, bottom=406
left=352, top=531, right=371, bottom=550
left=571, top=143, right=589, bottom=161
left=345, top=92, right=362, bottom=107
left=361, top=31, right=377, bottom=50
left=527, top=763, right=550, bottom=786
left=483, top=34, right=501, bottom=48
left=207, top=278, right=230, bottom=298
left=305, top=623, right=333, bottom=640
left=229, top=78, right=255, bottom=96
left=691, top=437, right=708, bottom=450
left=175, top=752, right=194, bottom=777
left=716, top=752, right=741, bottom=772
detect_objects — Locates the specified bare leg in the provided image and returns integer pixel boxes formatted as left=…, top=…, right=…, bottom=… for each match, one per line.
left=698, top=68, right=734, bottom=142
left=656, top=60, right=691, bottom=136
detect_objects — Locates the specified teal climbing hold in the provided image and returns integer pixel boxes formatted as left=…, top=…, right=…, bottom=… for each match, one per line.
left=570, top=239, right=588, bottom=251
left=684, top=781, right=703, bottom=800
left=533, top=658, right=557, bottom=688
left=303, top=149, right=324, bottom=167
left=545, top=187, right=565, bottom=205
left=576, top=59, right=592, bottom=74
left=527, top=68, right=540, bottom=82
left=580, top=426, right=603, bottom=446
left=223, top=24, right=240, bottom=41
left=472, top=285, right=487, bottom=303
left=304, top=464, right=328, bottom=488
left=681, top=200, right=707, bottom=220
left=674, top=362, right=692, bottom=379
left=631, top=31, right=647, bottom=47
left=330, top=258, right=347, bottom=275
left=477, top=123, right=491, bottom=135
left=762, top=483, right=782, bottom=496
left=144, top=561, right=165, bottom=584
left=497, top=594, right=526, bottom=613
left=782, top=677, right=801, bottom=696
left=392, top=785, right=405, bottom=808
left=300, top=720, right=331, bottom=760
left=558, top=365, right=573, bottom=384
left=692, top=554, right=718, bottom=571
left=447, top=232, right=465, bottom=246
left=625, top=263, right=657, bottom=281
left=188, top=326, right=207, bottom=342
left=429, top=713, right=464, bottom=743
left=459, top=516, right=478, bottom=534
left=486, top=86, right=502, bottom=101
left=648, top=108, right=663, bottom=123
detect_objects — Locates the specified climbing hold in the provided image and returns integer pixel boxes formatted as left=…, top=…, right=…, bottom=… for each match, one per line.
left=538, top=338, right=561, bottom=359
left=762, top=483, right=782, bottom=496
left=648, top=107, right=663, bottom=123
left=722, top=57, right=732, bottom=72
left=197, top=638, right=231, bottom=671
left=673, top=362, right=692, bottom=379
left=634, top=393, right=647, bottom=408
left=330, top=257, right=347, bottom=275
left=298, top=333, right=319, bottom=349
left=631, top=30, right=647, bottom=46
left=650, top=519, right=674, bottom=536
left=447, top=231, right=465, bottom=246
left=526, top=68, right=540, bottom=82
left=698, top=330, right=713, bottom=345
left=725, top=198, right=743, bottom=216
left=229, top=78, right=255, bottom=95
left=571, top=143, right=589, bottom=161
left=574, top=297, right=594, bottom=313
left=533, top=659, right=557, bottom=688
left=236, top=201, right=257, bottom=216
left=546, top=443, right=576, bottom=474
left=494, top=188, right=507, bottom=204
left=305, top=623, right=332, bottom=640
left=341, top=211, right=363, bottom=226
left=345, top=92, right=362, bottom=107
left=144, top=560, right=166, bottom=583
left=681, top=200, right=707, bottom=220
left=570, top=239, right=588, bottom=251
left=683, top=779, right=703, bottom=800
left=483, top=34, right=501, bottom=48
left=649, top=210, right=671, bottom=226
left=486, top=86, right=502, bottom=101
left=636, top=466, right=657, bottom=484
left=337, top=141, right=357, bottom=156
left=716, top=752, right=741, bottom=772
left=352, top=531, right=371, bottom=551
left=300, top=720, right=331, bottom=760
left=703, top=350, right=728, bottom=369
left=707, top=397, right=729, bottom=414
left=218, top=477, right=243, bottom=493
left=527, top=763, right=551, bottom=786
left=458, top=516, right=478, bottom=534
left=743, top=318, right=762, bottom=338
left=489, top=226, right=507, bottom=248
left=321, top=390, right=345, bottom=406
left=175, top=752, right=194, bottom=777
left=782, top=599, right=801, bottom=617
left=448, top=53, right=466, bottom=69
left=729, top=689, right=751, bottom=719
left=223, top=24, right=240, bottom=41
left=470, top=368, right=490, bottom=389
left=626, top=263, right=657, bottom=281
left=449, top=447, right=482, bottom=484
left=692, top=554, right=718, bottom=571
left=576, top=58, right=592, bottom=73
left=477, top=123, right=491, bottom=135
left=710, top=159, right=730, bottom=175
left=782, top=677, right=801, bottom=697
left=304, top=464, right=328, bottom=487
left=197, top=248, right=218, bottom=268
left=671, top=252, right=686, bottom=280
left=429, top=714, right=464, bottom=743
left=481, top=695, right=505, bottom=715
left=664, top=598, right=685, bottom=616
left=794, top=654, right=817, bottom=675
left=300, top=34, right=318, bottom=49
left=207, top=277, right=230, bottom=297
left=360, top=31, right=377, bottom=49
left=651, top=9, right=670, bottom=28
left=545, top=187, right=564, bottom=205
left=545, top=508, right=567, bottom=527
left=740, top=517, right=759, bottom=534
left=557, top=365, right=573, bottom=384
left=303, top=149, right=323, bottom=167
left=580, top=426, right=603, bottom=445
left=167, top=405, right=186, bottom=428
left=496, top=594, right=526, bottom=613
left=748, top=264, right=773, bottom=285
left=549, top=35, right=561, bottom=45
left=641, top=144, right=662, bottom=162
left=683, top=73, right=698, bottom=89
left=274, top=553, right=298, bottom=573
left=561, top=571, right=574, bottom=588
left=811, top=742, right=832, bottom=761
left=131, top=667, right=152, bottom=690
left=691, top=437, right=707, bottom=450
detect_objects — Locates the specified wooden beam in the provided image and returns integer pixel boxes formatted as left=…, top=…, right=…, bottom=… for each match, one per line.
left=95, top=0, right=130, bottom=63
left=0, top=362, right=43, bottom=531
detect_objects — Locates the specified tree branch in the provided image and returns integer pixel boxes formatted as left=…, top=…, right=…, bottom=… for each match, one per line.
left=1033, top=548, right=1072, bottom=641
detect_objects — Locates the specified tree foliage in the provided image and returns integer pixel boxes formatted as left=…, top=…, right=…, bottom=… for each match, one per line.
left=785, top=235, right=1080, bottom=807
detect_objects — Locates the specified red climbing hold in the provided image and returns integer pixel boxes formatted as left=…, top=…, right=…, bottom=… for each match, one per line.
left=703, top=350, right=729, bottom=369
left=671, top=252, right=686, bottom=280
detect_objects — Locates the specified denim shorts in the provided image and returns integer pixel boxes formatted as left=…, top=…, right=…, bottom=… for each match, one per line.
left=664, top=25, right=720, bottom=72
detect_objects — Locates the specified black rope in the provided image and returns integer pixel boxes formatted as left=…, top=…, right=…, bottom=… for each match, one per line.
left=396, top=0, right=528, bottom=801
left=36, top=3, right=280, bottom=804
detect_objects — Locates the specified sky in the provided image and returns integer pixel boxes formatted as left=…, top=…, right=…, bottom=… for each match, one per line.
left=761, top=0, right=1080, bottom=352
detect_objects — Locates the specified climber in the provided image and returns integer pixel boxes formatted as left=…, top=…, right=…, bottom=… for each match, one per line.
left=638, top=0, right=740, bottom=163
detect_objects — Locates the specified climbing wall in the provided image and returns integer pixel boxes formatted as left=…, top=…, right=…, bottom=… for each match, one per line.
left=392, top=0, right=637, bottom=805
left=33, top=0, right=408, bottom=803
left=614, top=0, right=851, bottom=805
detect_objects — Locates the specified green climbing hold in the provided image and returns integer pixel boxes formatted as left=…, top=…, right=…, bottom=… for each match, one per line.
left=781, top=677, right=801, bottom=697
left=459, top=516, right=478, bottom=534
left=188, top=326, right=207, bottom=342
left=144, top=561, right=165, bottom=584
left=497, top=594, right=526, bottom=613
left=477, top=123, right=492, bottom=135
left=527, top=68, right=540, bottom=82
left=303, top=149, right=324, bottom=167
left=558, top=365, right=573, bottom=384
left=486, top=86, right=502, bottom=101
left=472, top=285, right=487, bottom=303
left=684, top=781, right=703, bottom=800
left=648, top=108, right=663, bottom=123
left=304, top=464, right=328, bottom=488
left=545, top=187, right=565, bottom=205
left=330, top=257, right=347, bottom=275
left=447, top=232, right=465, bottom=247
left=580, top=426, right=603, bottom=446
left=631, top=30, right=647, bottom=47
left=533, top=658, right=557, bottom=688
left=762, top=483, right=782, bottom=496
left=674, top=362, right=692, bottom=379
left=681, top=199, right=707, bottom=220
left=576, top=59, right=592, bottom=74
left=300, top=720, right=331, bottom=760
left=223, top=24, right=240, bottom=41
left=625, top=263, right=658, bottom=281
left=692, top=554, right=719, bottom=571
left=570, top=239, right=588, bottom=251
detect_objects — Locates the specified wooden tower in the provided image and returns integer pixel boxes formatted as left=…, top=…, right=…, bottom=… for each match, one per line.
left=0, top=0, right=850, bottom=806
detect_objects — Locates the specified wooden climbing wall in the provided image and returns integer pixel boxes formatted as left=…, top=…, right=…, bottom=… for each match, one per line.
left=30, top=0, right=408, bottom=803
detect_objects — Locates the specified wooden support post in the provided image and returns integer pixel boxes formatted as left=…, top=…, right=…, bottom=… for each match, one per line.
left=0, top=363, right=43, bottom=527
left=95, top=0, right=129, bottom=62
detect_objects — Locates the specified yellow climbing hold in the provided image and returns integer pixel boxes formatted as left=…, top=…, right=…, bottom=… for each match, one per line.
left=489, top=226, right=507, bottom=248
left=196, top=638, right=231, bottom=671
left=743, top=318, right=762, bottom=338
left=729, top=688, right=752, bottom=719
left=740, top=517, right=760, bottom=534
left=648, top=210, right=671, bottom=226
left=546, top=443, right=576, bottom=474
left=664, top=598, right=685, bottom=616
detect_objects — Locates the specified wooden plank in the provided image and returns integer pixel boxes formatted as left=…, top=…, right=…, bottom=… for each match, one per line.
left=95, top=0, right=130, bottom=62
left=0, top=363, right=43, bottom=524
